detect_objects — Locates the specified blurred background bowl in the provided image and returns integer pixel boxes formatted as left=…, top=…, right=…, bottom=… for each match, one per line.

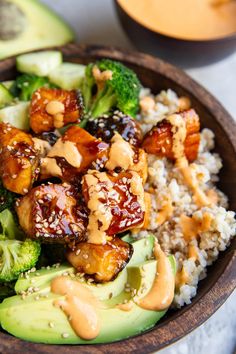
left=114, top=0, right=236, bottom=68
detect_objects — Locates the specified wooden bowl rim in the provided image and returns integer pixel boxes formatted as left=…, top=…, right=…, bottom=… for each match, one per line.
left=115, top=0, right=236, bottom=44
left=0, top=43, right=235, bottom=354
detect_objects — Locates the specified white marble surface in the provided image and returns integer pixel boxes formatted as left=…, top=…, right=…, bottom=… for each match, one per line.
left=42, top=1, right=236, bottom=353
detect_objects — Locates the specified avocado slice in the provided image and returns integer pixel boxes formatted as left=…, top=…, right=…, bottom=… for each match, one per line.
left=15, top=264, right=128, bottom=301
left=128, top=235, right=155, bottom=266
left=128, top=256, right=176, bottom=300
left=0, top=0, right=74, bottom=60
left=0, top=235, right=175, bottom=344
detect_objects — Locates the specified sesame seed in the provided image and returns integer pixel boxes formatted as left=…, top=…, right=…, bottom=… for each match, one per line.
left=75, top=249, right=81, bottom=256
left=61, top=333, right=69, bottom=339
left=48, top=322, right=55, bottom=328
left=56, top=229, right=62, bottom=234
left=23, top=188, right=28, bottom=193
left=35, top=223, right=42, bottom=229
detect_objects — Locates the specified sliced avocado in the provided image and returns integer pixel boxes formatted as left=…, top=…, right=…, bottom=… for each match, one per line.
left=15, top=265, right=75, bottom=294
left=128, top=256, right=176, bottom=300
left=0, top=236, right=175, bottom=344
left=16, top=51, right=63, bottom=77
left=0, top=257, right=175, bottom=344
left=0, top=101, right=29, bottom=130
left=49, top=63, right=86, bottom=90
left=128, top=235, right=155, bottom=266
left=0, top=289, right=166, bottom=344
left=0, top=0, right=74, bottom=60
left=15, top=263, right=128, bottom=301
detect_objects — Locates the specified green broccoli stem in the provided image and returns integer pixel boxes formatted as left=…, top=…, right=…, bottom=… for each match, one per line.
left=90, top=86, right=117, bottom=118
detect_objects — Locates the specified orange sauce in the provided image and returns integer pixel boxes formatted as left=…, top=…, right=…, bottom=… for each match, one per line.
left=138, top=243, right=175, bottom=311
left=175, top=267, right=189, bottom=289
left=180, top=212, right=213, bottom=242
left=156, top=196, right=173, bottom=225
left=177, top=157, right=211, bottom=207
left=51, top=276, right=101, bottom=340
left=188, top=244, right=199, bottom=261
left=206, top=189, right=219, bottom=205
left=118, top=0, right=236, bottom=40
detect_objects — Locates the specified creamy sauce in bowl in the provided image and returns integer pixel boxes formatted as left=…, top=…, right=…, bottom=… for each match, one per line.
left=118, top=0, right=236, bottom=40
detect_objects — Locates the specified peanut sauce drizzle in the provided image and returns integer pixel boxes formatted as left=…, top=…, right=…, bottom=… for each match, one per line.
left=137, top=243, right=175, bottom=311
left=156, top=196, right=173, bottom=225
left=167, top=114, right=210, bottom=207
left=47, top=138, right=82, bottom=168
left=51, top=276, right=101, bottom=340
left=180, top=212, right=213, bottom=242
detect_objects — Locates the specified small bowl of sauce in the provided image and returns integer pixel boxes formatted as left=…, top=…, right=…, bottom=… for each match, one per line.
left=115, top=0, right=236, bottom=67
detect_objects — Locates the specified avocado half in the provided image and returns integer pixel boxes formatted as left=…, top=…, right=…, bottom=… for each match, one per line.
left=0, top=0, right=74, bottom=59
left=0, top=235, right=176, bottom=344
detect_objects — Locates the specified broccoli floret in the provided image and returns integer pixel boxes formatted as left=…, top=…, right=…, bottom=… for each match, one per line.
left=10, top=74, right=53, bottom=101
left=0, top=181, right=17, bottom=213
left=0, top=209, right=41, bottom=282
left=0, top=209, right=23, bottom=240
left=80, top=59, right=141, bottom=123
left=0, top=239, right=41, bottom=282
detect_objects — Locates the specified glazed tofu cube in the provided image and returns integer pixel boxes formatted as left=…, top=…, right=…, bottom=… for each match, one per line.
left=30, top=87, right=83, bottom=134
left=82, top=170, right=145, bottom=244
left=142, top=109, right=200, bottom=162
left=40, top=126, right=109, bottom=182
left=16, top=183, right=88, bottom=246
left=0, top=123, right=39, bottom=194
left=66, top=237, right=133, bottom=283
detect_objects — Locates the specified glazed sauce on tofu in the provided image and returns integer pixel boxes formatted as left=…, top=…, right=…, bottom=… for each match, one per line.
left=118, top=0, right=236, bottom=40
left=82, top=170, right=145, bottom=244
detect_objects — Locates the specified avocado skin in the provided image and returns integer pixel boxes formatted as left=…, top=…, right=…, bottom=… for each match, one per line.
left=0, top=235, right=176, bottom=344
left=0, top=0, right=74, bottom=59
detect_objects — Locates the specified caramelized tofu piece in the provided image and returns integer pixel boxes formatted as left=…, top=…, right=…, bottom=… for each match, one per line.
left=66, top=238, right=133, bottom=282
left=86, top=112, right=142, bottom=147
left=40, top=126, right=109, bottom=182
left=30, top=87, right=83, bottom=134
left=142, top=109, right=200, bottom=162
left=16, top=183, right=88, bottom=246
left=104, top=132, right=148, bottom=184
left=82, top=170, right=145, bottom=244
left=0, top=123, right=39, bottom=194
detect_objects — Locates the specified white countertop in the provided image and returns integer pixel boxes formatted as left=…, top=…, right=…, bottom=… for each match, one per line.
left=42, top=1, right=236, bottom=353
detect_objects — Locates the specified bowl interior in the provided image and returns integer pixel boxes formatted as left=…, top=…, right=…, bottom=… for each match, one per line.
left=0, top=44, right=235, bottom=353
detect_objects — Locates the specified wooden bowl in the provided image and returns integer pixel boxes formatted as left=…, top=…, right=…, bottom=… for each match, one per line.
left=0, top=44, right=235, bottom=354
left=114, top=0, right=236, bottom=68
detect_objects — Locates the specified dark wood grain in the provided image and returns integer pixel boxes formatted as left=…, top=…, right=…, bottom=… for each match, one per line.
left=0, top=44, right=235, bottom=354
